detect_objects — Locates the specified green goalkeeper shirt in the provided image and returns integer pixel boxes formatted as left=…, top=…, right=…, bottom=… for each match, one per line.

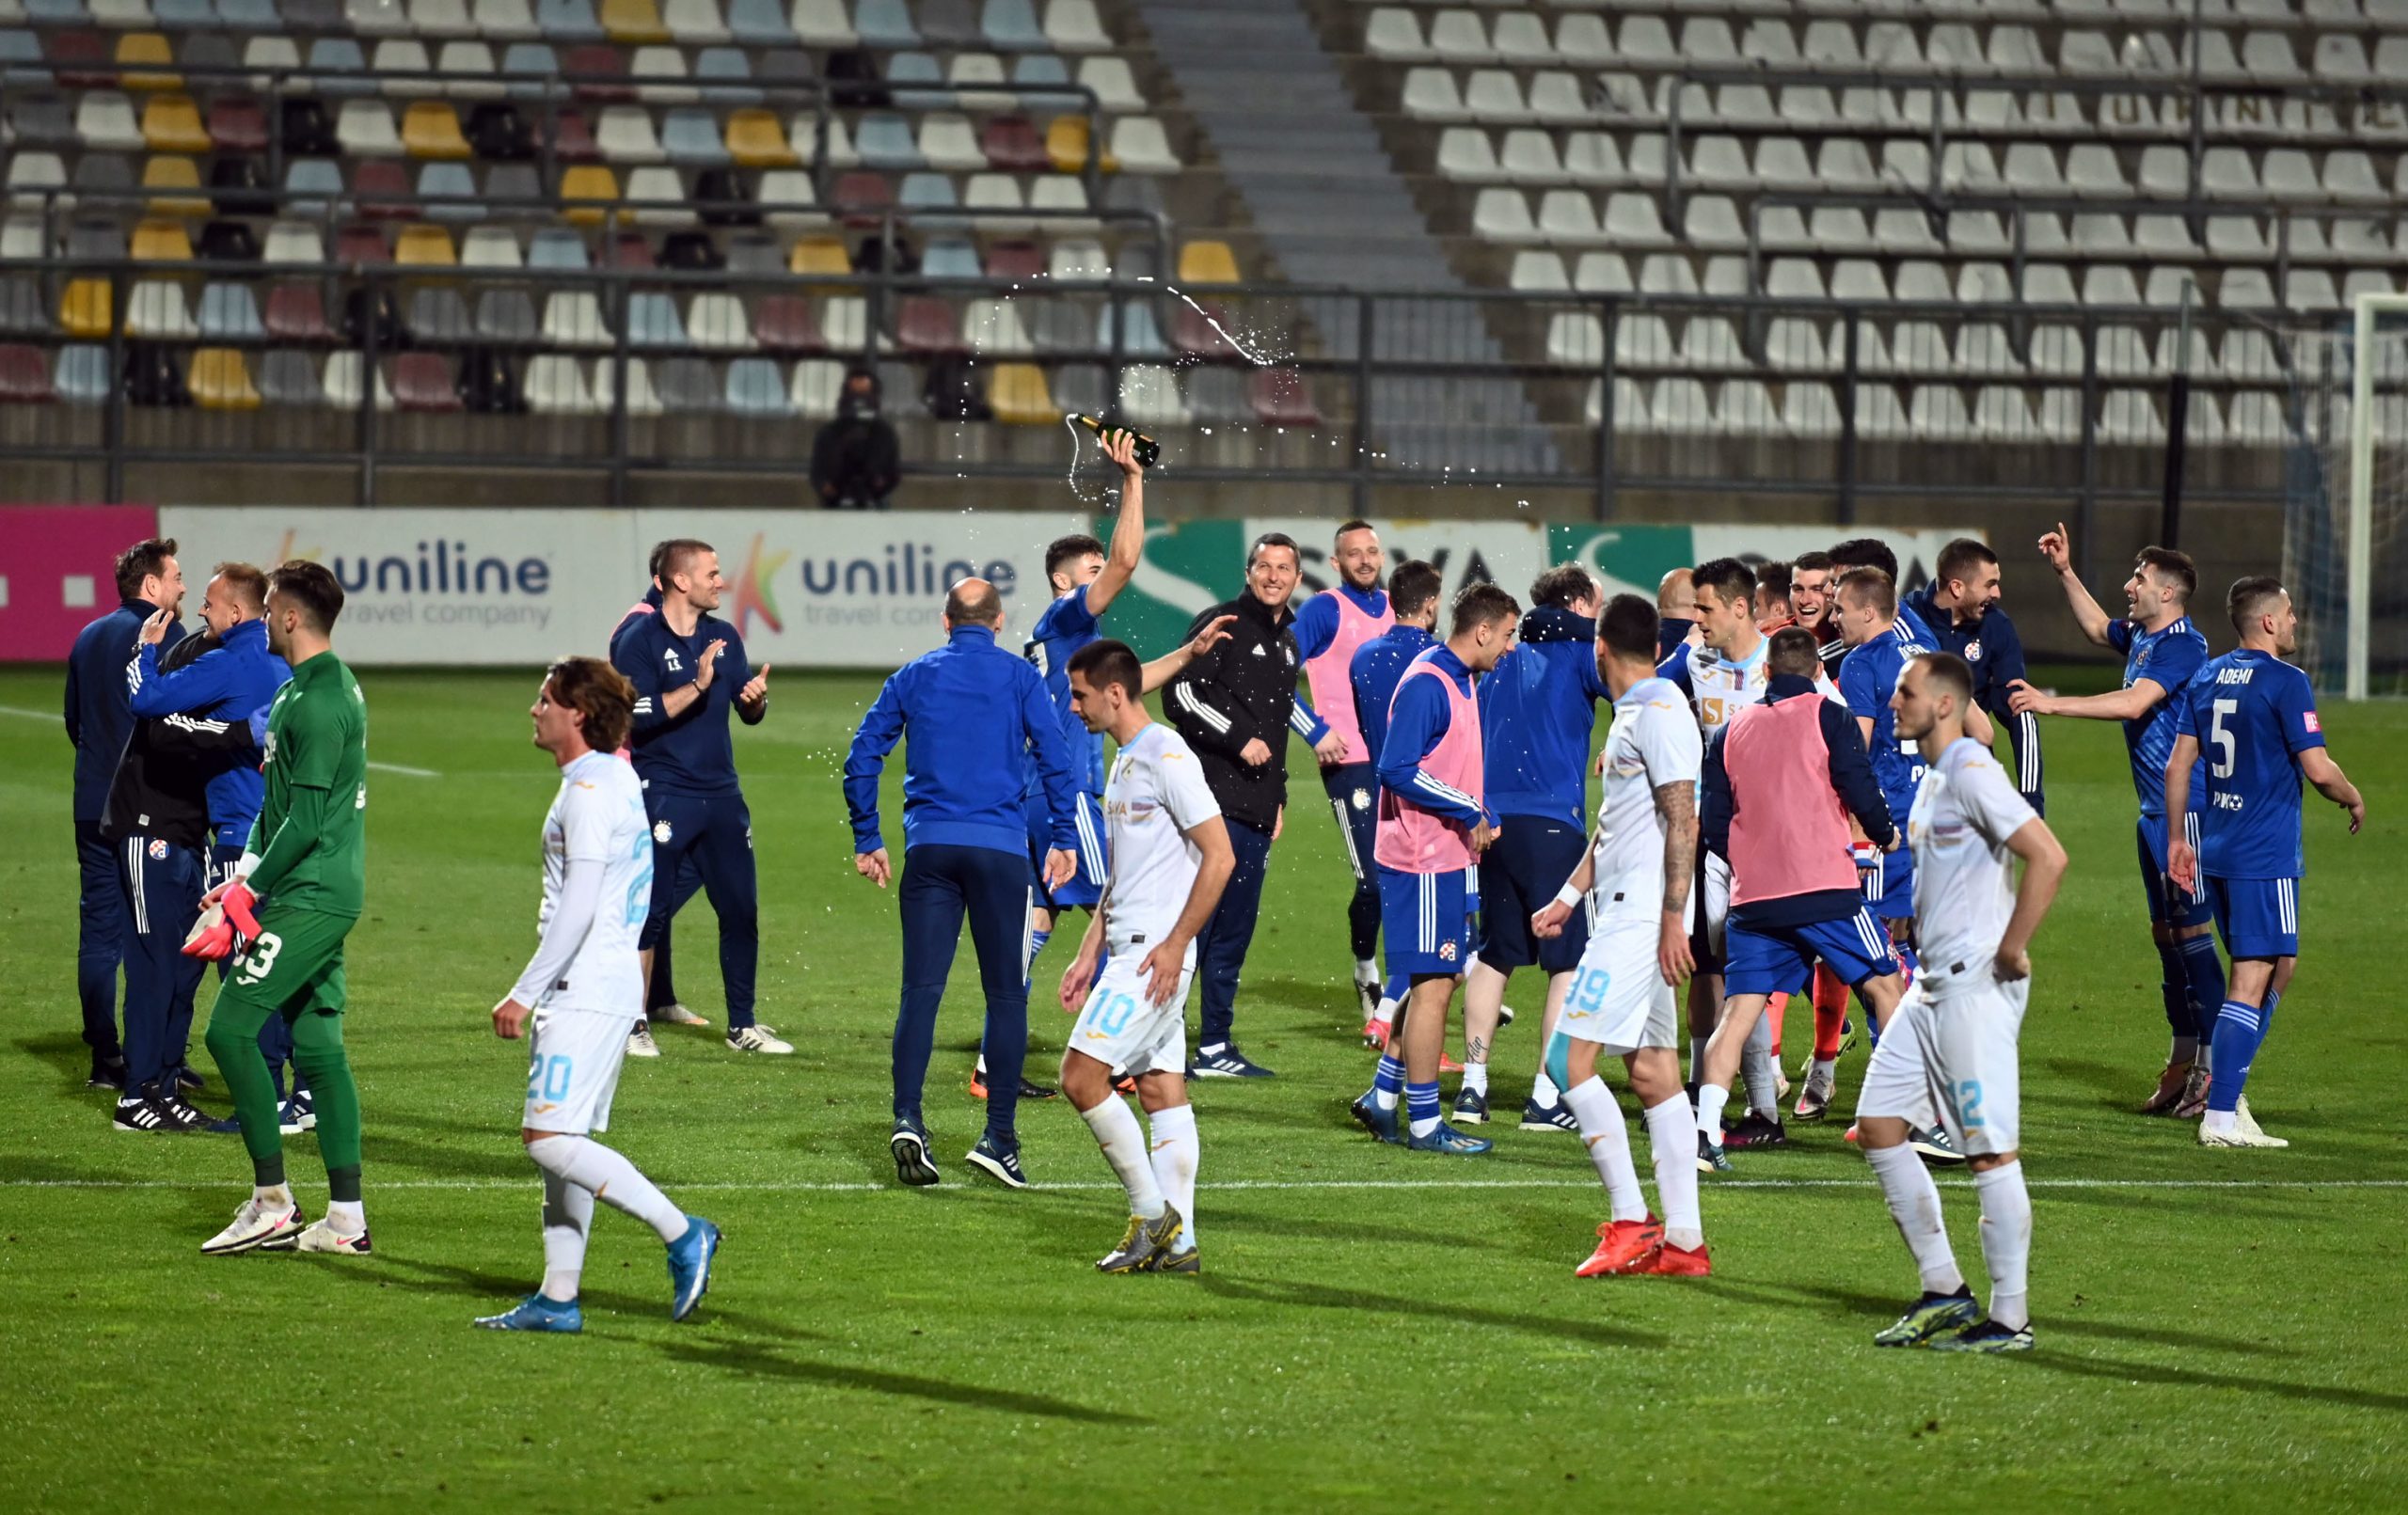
left=246, top=649, right=369, bottom=919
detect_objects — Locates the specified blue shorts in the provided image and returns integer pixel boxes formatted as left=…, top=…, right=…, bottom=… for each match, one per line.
left=1478, top=814, right=1589, bottom=974
left=1379, top=865, right=1475, bottom=979
left=2210, top=876, right=2300, bottom=960
left=1725, top=907, right=1899, bottom=998
left=1028, top=790, right=1107, bottom=913
left=1859, top=846, right=1913, bottom=923
left=2138, top=812, right=2214, bottom=929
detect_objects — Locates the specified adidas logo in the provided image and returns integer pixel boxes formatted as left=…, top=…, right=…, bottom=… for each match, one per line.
left=1248, top=643, right=1267, bottom=657
left=116, top=1099, right=166, bottom=1130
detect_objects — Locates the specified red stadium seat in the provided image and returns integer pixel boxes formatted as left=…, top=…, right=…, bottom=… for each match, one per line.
left=604, top=229, right=656, bottom=269
left=564, top=44, right=634, bottom=103
left=335, top=222, right=392, bottom=264
left=548, top=108, right=602, bottom=163
left=983, top=239, right=1043, bottom=280
left=47, top=30, right=116, bottom=89
left=393, top=352, right=463, bottom=411
left=1174, top=300, right=1244, bottom=360
left=207, top=99, right=271, bottom=154
left=1251, top=366, right=1319, bottom=427
left=832, top=170, right=893, bottom=229
left=894, top=294, right=960, bottom=354
left=0, top=343, right=55, bottom=403
left=351, top=160, right=418, bottom=220
left=264, top=284, right=334, bottom=343
left=752, top=294, right=823, bottom=354
left=978, top=115, right=1048, bottom=172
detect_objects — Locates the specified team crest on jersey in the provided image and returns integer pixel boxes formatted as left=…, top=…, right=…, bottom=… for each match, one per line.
left=1438, top=940, right=1459, bottom=962
left=654, top=820, right=673, bottom=844
left=147, top=839, right=168, bottom=860
left=1352, top=787, right=1371, bottom=811
left=1965, top=639, right=1983, bottom=662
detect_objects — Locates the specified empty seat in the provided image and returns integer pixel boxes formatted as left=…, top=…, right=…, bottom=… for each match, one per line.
left=723, top=355, right=788, bottom=415
left=189, top=348, right=261, bottom=410
left=198, top=281, right=264, bottom=339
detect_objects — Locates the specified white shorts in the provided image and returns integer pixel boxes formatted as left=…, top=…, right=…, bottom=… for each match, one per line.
left=521, top=1007, right=634, bottom=1135
left=1854, top=967, right=2029, bottom=1157
left=1067, top=952, right=1190, bottom=1078
left=1558, top=913, right=1678, bottom=1054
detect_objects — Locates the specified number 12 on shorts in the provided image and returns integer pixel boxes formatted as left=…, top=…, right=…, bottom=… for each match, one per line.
left=1944, top=1078, right=1986, bottom=1133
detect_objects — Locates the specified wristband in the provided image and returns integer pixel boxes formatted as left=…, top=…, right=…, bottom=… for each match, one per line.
left=1554, top=883, right=1584, bottom=909
left=235, top=851, right=261, bottom=880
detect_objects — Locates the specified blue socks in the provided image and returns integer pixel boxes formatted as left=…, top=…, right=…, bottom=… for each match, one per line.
left=2207, top=991, right=2280, bottom=1113
left=2179, top=935, right=2226, bottom=1046
left=1373, top=1054, right=1405, bottom=1095
left=1405, top=1080, right=1441, bottom=1137
left=1022, top=927, right=1053, bottom=992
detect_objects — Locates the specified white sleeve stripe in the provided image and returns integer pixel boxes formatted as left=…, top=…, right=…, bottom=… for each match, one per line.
left=1409, top=772, right=1481, bottom=811
left=163, top=714, right=232, bottom=734
left=1288, top=704, right=1316, bottom=736
left=1174, top=684, right=1232, bottom=734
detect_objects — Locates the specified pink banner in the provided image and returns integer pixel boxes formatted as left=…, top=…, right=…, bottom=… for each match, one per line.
left=0, top=505, right=161, bottom=662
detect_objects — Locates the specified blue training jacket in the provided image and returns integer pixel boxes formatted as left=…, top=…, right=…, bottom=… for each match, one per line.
left=845, top=624, right=1080, bottom=858
left=128, top=618, right=291, bottom=844
left=65, top=598, right=182, bottom=823
left=1480, top=604, right=1608, bottom=828
left=1350, top=623, right=1435, bottom=773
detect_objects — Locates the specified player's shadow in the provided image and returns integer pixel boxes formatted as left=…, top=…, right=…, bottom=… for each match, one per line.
left=2036, top=1056, right=2151, bottom=1112
left=360, top=1131, right=522, bottom=1181
left=1200, top=1273, right=1670, bottom=1351
left=1205, top=1200, right=1519, bottom=1255
left=652, top=1336, right=1152, bottom=1425
left=2018, top=1348, right=2408, bottom=1413
left=1702, top=1276, right=2282, bottom=1359
left=17, top=1033, right=103, bottom=1100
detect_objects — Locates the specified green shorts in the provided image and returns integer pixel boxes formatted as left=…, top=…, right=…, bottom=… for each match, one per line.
left=214, top=905, right=355, bottom=1020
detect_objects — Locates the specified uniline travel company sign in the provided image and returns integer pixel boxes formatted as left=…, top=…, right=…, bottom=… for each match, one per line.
left=153, top=508, right=1086, bottom=667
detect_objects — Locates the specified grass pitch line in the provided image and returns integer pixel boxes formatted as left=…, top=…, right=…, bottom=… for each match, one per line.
left=8, top=1176, right=2404, bottom=1193
left=5, top=703, right=440, bottom=777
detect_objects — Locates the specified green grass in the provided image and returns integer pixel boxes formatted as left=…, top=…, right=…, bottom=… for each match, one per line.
left=2, top=667, right=2404, bottom=1512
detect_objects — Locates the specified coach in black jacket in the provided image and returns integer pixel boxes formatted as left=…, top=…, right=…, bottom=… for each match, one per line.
left=1164, top=531, right=1320, bottom=1081
left=100, top=627, right=257, bottom=1130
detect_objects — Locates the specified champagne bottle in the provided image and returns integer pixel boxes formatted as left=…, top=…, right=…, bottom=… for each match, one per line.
left=1069, top=413, right=1159, bottom=469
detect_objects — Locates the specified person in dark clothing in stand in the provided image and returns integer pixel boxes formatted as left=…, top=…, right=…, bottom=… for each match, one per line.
left=811, top=368, right=902, bottom=510
left=1164, top=533, right=1322, bottom=1081
left=64, top=537, right=187, bottom=1090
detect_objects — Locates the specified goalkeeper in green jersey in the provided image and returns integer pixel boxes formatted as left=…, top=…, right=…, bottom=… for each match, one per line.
left=189, top=560, right=373, bottom=1256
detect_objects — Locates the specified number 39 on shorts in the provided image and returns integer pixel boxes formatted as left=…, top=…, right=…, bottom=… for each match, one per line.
left=231, top=931, right=285, bottom=986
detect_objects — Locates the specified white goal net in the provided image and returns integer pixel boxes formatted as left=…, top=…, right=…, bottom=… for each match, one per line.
left=2274, top=292, right=2408, bottom=698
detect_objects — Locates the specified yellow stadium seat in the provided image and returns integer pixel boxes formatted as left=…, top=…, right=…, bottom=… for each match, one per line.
left=140, top=94, right=212, bottom=154
left=61, top=278, right=114, bottom=339
left=786, top=235, right=849, bottom=276
left=190, top=349, right=263, bottom=412
left=116, top=32, right=181, bottom=91
left=559, top=166, right=619, bottom=226
left=989, top=363, right=1059, bottom=426
left=392, top=223, right=456, bottom=266
left=402, top=101, right=472, bottom=161
left=1045, top=116, right=1115, bottom=174
left=131, top=216, right=195, bottom=260
left=599, top=0, right=669, bottom=42
left=141, top=156, right=209, bottom=218
left=1177, top=240, right=1241, bottom=287
left=725, top=110, right=796, bottom=168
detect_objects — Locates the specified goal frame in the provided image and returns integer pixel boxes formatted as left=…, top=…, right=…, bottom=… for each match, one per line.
left=2343, top=290, right=2408, bottom=701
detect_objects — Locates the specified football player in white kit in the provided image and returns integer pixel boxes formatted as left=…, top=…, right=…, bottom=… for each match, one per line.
left=1857, top=652, right=2067, bottom=1353
left=1057, top=639, right=1235, bottom=1275
left=477, top=657, right=721, bottom=1333
left=1529, top=595, right=1710, bottom=1277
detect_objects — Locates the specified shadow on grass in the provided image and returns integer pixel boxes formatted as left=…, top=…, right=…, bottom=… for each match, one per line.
left=654, top=1335, right=1152, bottom=1424
left=1703, top=1276, right=2285, bottom=1358
left=17, top=1032, right=101, bottom=1098
left=322, top=1250, right=837, bottom=1346
left=1200, top=1272, right=1670, bottom=1350
left=2020, top=1348, right=2408, bottom=1413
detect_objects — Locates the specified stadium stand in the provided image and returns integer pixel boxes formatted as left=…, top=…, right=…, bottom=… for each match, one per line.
left=0, top=0, right=2400, bottom=500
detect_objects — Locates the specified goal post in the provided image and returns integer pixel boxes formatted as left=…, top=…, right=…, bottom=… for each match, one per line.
left=2277, top=291, right=2407, bottom=700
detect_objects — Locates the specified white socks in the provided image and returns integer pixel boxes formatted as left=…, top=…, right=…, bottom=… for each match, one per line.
left=325, top=1199, right=366, bottom=1233
left=1973, top=1161, right=2032, bottom=1332
left=1529, top=1068, right=1560, bottom=1107
left=1354, top=958, right=1379, bottom=986
left=1867, top=1144, right=1964, bottom=1295
left=541, top=1173, right=594, bottom=1302
left=1463, top=1061, right=1490, bottom=1097
left=528, top=1134, right=688, bottom=1244
left=1147, top=1103, right=1198, bottom=1251
left=1742, top=1014, right=1778, bottom=1119
left=1079, top=1097, right=1166, bottom=1220
left=1562, top=1078, right=1646, bottom=1223
left=1694, top=1082, right=1731, bottom=1149
left=1641, top=1095, right=1703, bottom=1252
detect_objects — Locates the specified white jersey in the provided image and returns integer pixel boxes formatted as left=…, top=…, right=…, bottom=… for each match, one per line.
left=519, top=750, right=654, bottom=1014
left=1101, top=722, right=1222, bottom=956
left=1673, top=637, right=1841, bottom=732
left=1592, top=677, right=1702, bottom=921
left=1907, top=735, right=2037, bottom=973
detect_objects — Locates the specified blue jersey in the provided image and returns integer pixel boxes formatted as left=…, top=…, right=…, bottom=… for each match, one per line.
left=1350, top=623, right=1435, bottom=774
left=2107, top=616, right=2210, bottom=818
left=2172, top=650, right=2324, bottom=879
left=613, top=609, right=753, bottom=797
left=127, top=617, right=290, bottom=843
left=1479, top=603, right=1608, bottom=828
left=1022, top=583, right=1106, bottom=797
left=1838, top=623, right=1928, bottom=819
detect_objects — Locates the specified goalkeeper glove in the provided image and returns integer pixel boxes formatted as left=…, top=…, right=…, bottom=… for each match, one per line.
left=181, top=881, right=261, bottom=961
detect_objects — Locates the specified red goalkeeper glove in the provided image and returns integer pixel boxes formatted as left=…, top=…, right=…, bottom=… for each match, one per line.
left=182, top=880, right=260, bottom=960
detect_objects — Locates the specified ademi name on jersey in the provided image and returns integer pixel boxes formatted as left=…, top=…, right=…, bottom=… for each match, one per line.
left=2215, top=665, right=2257, bottom=686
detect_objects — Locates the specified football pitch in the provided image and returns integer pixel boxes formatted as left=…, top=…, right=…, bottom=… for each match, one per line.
left=2, top=665, right=2403, bottom=1512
